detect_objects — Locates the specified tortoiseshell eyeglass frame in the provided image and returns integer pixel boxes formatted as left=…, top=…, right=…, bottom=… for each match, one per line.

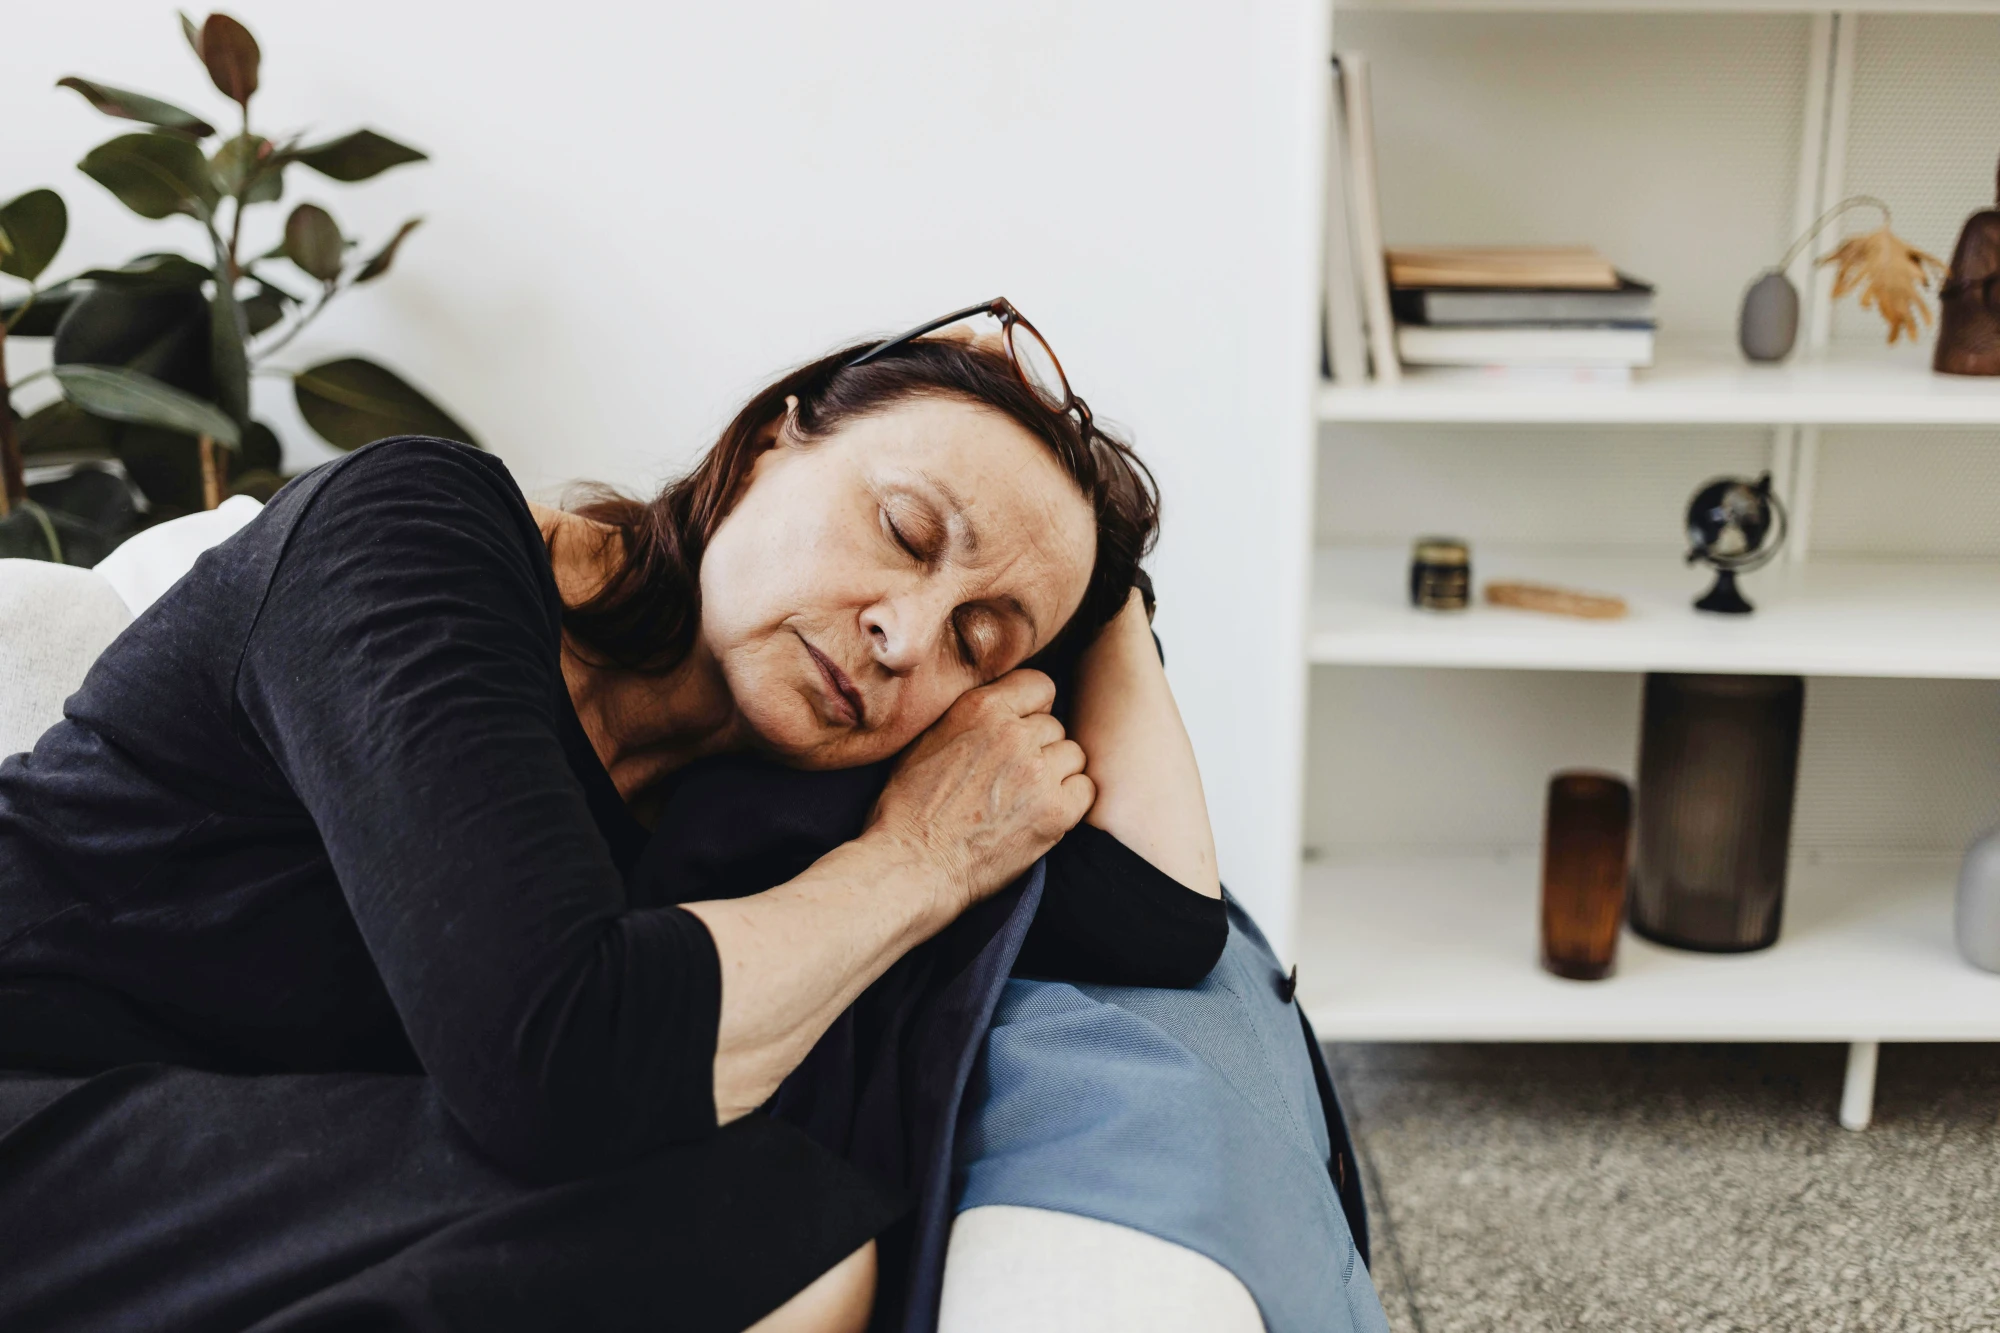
left=846, top=296, right=1095, bottom=436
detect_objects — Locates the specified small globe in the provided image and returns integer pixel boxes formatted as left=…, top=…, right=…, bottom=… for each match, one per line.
left=1686, top=477, right=1777, bottom=568
left=1685, top=473, right=1785, bottom=614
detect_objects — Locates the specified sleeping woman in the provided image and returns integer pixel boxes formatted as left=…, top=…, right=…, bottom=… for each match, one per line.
left=0, top=301, right=1230, bottom=1332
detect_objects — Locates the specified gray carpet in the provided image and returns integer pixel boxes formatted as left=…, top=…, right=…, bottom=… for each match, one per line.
left=1325, top=1042, right=2000, bottom=1333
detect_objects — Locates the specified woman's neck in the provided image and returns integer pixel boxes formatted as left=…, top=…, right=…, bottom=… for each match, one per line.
left=531, top=502, right=746, bottom=800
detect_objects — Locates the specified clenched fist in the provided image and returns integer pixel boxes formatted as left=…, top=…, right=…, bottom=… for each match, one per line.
left=867, top=669, right=1094, bottom=918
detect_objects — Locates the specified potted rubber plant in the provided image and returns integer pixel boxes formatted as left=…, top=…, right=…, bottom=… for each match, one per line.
left=0, top=9, right=478, bottom=564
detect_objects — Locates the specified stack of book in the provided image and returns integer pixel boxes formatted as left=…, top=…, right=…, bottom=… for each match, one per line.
left=1388, top=246, right=1656, bottom=380
left=1323, top=51, right=1656, bottom=385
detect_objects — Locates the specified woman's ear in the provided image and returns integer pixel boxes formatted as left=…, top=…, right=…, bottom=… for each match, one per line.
left=751, top=396, right=800, bottom=454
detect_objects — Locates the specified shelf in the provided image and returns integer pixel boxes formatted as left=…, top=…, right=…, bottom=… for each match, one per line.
left=1333, top=0, right=2000, bottom=14
left=1317, top=342, right=2000, bottom=426
left=1296, top=854, right=2000, bottom=1041
left=1310, top=545, right=2000, bottom=679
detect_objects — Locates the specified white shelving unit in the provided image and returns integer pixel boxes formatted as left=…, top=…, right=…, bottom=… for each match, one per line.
left=1296, top=856, right=1986, bottom=1041
left=1310, top=546, right=2000, bottom=678
left=1296, top=2, right=2000, bottom=1130
left=1319, top=340, right=2000, bottom=425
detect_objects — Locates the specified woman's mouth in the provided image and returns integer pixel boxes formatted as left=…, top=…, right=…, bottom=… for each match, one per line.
left=800, top=635, right=866, bottom=728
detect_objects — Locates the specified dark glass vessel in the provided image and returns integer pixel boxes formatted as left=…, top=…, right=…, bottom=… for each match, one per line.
left=1631, top=673, right=1805, bottom=952
left=1539, top=771, right=1632, bottom=981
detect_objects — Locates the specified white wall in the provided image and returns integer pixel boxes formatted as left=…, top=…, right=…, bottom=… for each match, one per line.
left=3, top=1, right=1321, bottom=952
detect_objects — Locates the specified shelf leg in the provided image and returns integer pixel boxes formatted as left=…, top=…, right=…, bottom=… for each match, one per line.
left=1839, top=1039, right=1878, bottom=1131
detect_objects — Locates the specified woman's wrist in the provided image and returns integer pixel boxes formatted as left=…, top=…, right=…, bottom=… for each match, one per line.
left=848, top=822, right=971, bottom=941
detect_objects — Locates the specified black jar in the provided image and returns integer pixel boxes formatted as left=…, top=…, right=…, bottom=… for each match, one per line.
left=1409, top=537, right=1470, bottom=611
left=1630, top=672, right=1804, bottom=952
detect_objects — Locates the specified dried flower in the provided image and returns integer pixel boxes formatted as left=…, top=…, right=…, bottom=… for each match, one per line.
left=1818, top=225, right=1947, bottom=345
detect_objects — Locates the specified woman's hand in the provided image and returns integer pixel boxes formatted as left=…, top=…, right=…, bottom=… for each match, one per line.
left=687, top=669, right=1091, bottom=1122
left=867, top=668, right=1095, bottom=921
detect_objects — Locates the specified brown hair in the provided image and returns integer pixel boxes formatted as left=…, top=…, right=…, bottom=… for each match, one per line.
left=558, top=336, right=1159, bottom=676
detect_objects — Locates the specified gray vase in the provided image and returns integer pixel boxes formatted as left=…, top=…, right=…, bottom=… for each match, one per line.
left=1956, top=827, right=2000, bottom=973
left=1739, top=269, right=1800, bottom=362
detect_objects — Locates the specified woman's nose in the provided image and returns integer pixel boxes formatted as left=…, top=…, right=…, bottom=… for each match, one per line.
left=861, top=594, right=945, bottom=674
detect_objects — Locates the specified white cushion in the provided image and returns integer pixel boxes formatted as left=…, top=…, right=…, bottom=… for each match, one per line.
left=94, top=494, right=261, bottom=617
left=938, top=1205, right=1265, bottom=1333
left=0, top=559, right=131, bottom=758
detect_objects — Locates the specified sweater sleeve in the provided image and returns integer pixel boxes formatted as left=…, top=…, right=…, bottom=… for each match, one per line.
left=1015, top=822, right=1228, bottom=987
left=234, top=439, right=719, bottom=1182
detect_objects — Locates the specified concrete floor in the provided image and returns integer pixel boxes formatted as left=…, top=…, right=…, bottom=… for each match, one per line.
left=1326, top=1042, right=2000, bottom=1333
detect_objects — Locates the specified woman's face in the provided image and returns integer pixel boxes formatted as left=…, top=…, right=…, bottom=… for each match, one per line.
left=699, top=394, right=1097, bottom=769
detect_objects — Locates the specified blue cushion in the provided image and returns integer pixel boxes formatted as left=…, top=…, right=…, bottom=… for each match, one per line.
left=957, top=895, right=1391, bottom=1333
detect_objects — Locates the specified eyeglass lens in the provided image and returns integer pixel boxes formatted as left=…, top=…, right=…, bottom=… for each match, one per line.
left=1007, top=321, right=1071, bottom=413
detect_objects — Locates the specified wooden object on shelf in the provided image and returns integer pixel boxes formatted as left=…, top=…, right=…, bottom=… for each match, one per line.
left=1539, top=772, right=1631, bottom=981
left=1386, top=245, right=1621, bottom=290
left=1935, top=157, right=2000, bottom=377
left=1336, top=52, right=1399, bottom=385
left=1484, top=579, right=1627, bottom=620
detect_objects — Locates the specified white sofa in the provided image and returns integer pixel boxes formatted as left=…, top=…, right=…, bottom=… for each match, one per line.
left=0, top=526, right=1264, bottom=1333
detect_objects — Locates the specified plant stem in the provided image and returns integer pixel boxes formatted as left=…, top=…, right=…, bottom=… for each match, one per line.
left=4, top=287, right=36, bottom=335
left=199, top=434, right=224, bottom=509
left=0, top=317, right=21, bottom=517
left=1777, top=195, right=1893, bottom=275
left=228, top=195, right=245, bottom=283
left=253, top=280, right=342, bottom=363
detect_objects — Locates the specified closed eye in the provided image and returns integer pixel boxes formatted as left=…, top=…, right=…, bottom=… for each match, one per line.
left=953, top=612, right=980, bottom=671
left=882, top=508, right=923, bottom=561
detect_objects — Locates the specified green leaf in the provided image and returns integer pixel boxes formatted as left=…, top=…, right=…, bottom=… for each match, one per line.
left=294, top=358, right=477, bottom=451
left=1, top=278, right=84, bottom=337
left=79, top=132, right=218, bottom=221
left=26, top=468, right=135, bottom=560
left=210, top=133, right=271, bottom=196
left=241, top=284, right=285, bottom=335
left=55, top=364, right=240, bottom=449
left=179, top=11, right=203, bottom=59
left=209, top=271, right=251, bottom=431
left=290, top=130, right=427, bottom=183
left=244, top=163, right=284, bottom=205
left=19, top=400, right=117, bottom=458
left=356, top=217, right=422, bottom=283
left=241, top=419, right=283, bottom=472
left=53, top=286, right=211, bottom=389
left=55, top=77, right=216, bottom=139
left=0, top=504, right=66, bottom=563
left=283, top=203, right=344, bottom=282
left=116, top=424, right=204, bottom=513
left=208, top=133, right=284, bottom=205
left=78, top=252, right=211, bottom=291
left=0, top=189, right=67, bottom=282
left=196, top=12, right=260, bottom=107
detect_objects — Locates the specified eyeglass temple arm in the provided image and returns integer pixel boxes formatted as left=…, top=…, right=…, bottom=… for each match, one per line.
left=846, top=298, right=1011, bottom=367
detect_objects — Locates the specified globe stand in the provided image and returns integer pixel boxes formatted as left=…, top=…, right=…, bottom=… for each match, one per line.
left=1694, top=567, right=1755, bottom=615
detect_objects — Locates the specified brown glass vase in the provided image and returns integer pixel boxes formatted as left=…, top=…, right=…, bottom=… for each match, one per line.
left=1630, top=673, right=1804, bottom=952
left=1539, top=771, right=1632, bottom=981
